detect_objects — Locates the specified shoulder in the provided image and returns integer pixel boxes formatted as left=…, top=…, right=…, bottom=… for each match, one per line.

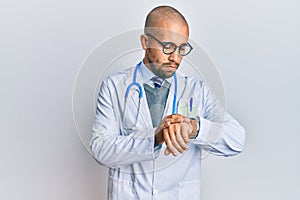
left=102, top=67, right=134, bottom=86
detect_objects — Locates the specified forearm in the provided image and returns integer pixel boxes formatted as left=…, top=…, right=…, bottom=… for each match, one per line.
left=191, top=81, right=246, bottom=156
left=90, top=126, right=160, bottom=168
left=192, top=114, right=246, bottom=156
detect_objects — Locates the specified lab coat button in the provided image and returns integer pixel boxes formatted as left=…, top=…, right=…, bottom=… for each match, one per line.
left=152, top=190, right=158, bottom=196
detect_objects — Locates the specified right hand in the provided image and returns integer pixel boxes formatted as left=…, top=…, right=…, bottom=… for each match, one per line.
left=155, top=114, right=193, bottom=156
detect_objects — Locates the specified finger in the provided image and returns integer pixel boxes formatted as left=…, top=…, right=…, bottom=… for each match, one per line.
left=164, top=118, right=187, bottom=127
left=156, top=116, right=171, bottom=134
left=167, top=114, right=184, bottom=120
left=170, top=114, right=191, bottom=123
left=164, top=147, right=170, bottom=155
left=181, top=122, right=190, bottom=144
left=163, top=120, right=171, bottom=128
left=181, top=117, right=191, bottom=123
left=165, top=117, right=183, bottom=124
left=163, top=128, right=177, bottom=156
left=175, top=127, right=188, bottom=150
left=184, top=121, right=194, bottom=135
left=169, top=125, right=185, bottom=153
left=175, top=115, right=191, bottom=123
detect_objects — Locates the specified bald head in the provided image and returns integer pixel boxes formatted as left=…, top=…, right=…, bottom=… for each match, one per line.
left=140, top=6, right=190, bottom=79
left=144, top=6, right=189, bottom=35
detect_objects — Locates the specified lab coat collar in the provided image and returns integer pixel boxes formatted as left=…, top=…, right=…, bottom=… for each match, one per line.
left=139, top=61, right=173, bottom=86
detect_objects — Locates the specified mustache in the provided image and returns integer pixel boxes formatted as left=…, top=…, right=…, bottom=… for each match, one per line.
left=162, top=62, right=180, bottom=67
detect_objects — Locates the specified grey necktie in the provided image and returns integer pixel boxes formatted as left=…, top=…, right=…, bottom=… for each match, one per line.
left=144, top=77, right=170, bottom=127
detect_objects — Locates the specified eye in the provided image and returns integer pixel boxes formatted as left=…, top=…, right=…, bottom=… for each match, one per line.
left=179, top=43, right=192, bottom=55
left=163, top=42, right=176, bottom=50
left=179, top=43, right=188, bottom=50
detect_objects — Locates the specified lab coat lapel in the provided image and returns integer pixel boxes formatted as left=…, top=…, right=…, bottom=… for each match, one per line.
left=140, top=87, right=153, bottom=127
left=124, top=71, right=152, bottom=128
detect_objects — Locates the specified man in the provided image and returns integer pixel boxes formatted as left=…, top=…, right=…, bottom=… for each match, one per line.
left=91, top=5, right=246, bottom=200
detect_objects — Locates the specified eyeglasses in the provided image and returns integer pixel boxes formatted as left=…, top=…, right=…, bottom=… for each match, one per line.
left=146, top=34, right=193, bottom=56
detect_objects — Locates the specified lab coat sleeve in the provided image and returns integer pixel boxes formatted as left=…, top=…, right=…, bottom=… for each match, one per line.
left=90, top=78, right=160, bottom=168
left=192, top=82, right=246, bottom=156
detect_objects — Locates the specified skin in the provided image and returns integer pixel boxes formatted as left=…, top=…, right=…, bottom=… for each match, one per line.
left=141, top=23, right=189, bottom=79
left=155, top=114, right=198, bottom=156
left=140, top=17, right=198, bottom=156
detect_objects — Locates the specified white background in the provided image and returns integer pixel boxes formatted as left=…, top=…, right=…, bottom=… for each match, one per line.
left=1, top=0, right=299, bottom=199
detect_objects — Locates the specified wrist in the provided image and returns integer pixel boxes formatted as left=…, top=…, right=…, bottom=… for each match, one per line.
left=189, top=118, right=199, bottom=139
left=190, top=119, right=197, bottom=138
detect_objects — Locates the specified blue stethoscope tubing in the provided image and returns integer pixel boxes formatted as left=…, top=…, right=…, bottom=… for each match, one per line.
left=124, top=61, right=178, bottom=115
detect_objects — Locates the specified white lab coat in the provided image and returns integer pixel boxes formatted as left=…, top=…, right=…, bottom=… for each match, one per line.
left=90, top=62, right=246, bottom=200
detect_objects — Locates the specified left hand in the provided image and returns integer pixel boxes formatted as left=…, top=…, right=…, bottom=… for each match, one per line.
left=162, top=114, right=195, bottom=156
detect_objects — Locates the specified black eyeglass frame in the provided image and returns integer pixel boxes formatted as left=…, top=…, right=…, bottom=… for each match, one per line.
left=146, top=33, right=193, bottom=56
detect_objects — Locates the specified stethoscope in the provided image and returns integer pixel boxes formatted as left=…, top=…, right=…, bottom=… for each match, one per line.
left=123, top=61, right=178, bottom=130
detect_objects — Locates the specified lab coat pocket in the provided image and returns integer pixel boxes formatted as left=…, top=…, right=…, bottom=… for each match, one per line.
left=108, top=177, right=135, bottom=200
left=178, top=98, right=199, bottom=118
left=177, top=181, right=201, bottom=200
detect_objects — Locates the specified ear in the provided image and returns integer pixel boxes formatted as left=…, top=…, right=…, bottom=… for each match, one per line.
left=140, top=34, right=148, bottom=50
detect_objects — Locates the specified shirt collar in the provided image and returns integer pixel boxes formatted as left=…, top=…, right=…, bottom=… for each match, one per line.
left=139, top=61, right=173, bottom=85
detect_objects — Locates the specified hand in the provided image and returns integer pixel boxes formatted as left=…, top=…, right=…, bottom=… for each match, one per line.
left=163, top=121, right=192, bottom=156
left=155, top=114, right=194, bottom=156
left=155, top=114, right=189, bottom=144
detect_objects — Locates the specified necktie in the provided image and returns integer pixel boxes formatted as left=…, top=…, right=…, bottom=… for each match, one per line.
left=150, top=77, right=163, bottom=88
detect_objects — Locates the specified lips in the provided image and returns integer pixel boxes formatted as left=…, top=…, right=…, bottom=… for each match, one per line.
left=164, top=63, right=178, bottom=69
left=168, top=65, right=178, bottom=70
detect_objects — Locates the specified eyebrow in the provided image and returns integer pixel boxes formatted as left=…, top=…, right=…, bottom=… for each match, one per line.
left=146, top=34, right=188, bottom=45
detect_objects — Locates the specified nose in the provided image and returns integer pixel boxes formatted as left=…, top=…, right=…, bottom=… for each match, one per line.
left=168, top=49, right=181, bottom=63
